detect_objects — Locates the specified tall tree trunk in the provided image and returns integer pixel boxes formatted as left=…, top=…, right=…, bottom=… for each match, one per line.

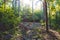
left=43, top=0, right=49, bottom=32
left=4, top=0, right=6, bottom=10
left=32, top=0, right=34, bottom=22
left=48, top=3, right=51, bottom=29
left=18, top=0, right=20, bottom=16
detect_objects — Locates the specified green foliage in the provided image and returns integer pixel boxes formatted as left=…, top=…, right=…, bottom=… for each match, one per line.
left=0, top=5, right=22, bottom=40
left=0, top=0, right=60, bottom=39
left=48, top=0, right=60, bottom=30
left=21, top=8, right=43, bottom=22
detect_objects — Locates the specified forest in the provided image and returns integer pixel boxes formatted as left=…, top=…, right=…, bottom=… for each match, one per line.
left=0, top=0, right=60, bottom=40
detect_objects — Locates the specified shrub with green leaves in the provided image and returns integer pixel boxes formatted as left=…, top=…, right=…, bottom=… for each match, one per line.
left=0, top=6, right=22, bottom=40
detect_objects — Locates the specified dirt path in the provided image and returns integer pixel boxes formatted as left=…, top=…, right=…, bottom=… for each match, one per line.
left=18, top=22, right=60, bottom=40
left=40, top=29, right=60, bottom=40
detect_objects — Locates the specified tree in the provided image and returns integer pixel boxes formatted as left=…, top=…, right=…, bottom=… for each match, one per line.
left=0, top=1, right=22, bottom=39
left=32, top=0, right=34, bottom=22
left=43, top=0, right=49, bottom=32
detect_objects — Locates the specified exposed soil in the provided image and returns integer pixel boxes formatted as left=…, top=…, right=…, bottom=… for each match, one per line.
left=17, top=22, right=60, bottom=40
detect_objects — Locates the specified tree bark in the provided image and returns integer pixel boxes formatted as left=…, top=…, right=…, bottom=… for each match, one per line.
left=43, top=0, right=49, bottom=32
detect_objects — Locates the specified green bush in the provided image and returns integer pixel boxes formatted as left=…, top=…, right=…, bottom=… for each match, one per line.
left=0, top=7, right=22, bottom=40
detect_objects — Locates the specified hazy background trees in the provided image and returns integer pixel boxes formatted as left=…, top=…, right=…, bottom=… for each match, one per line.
left=0, top=0, right=60, bottom=40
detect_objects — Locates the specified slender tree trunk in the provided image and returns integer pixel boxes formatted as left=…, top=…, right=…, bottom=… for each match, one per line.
left=12, top=0, right=16, bottom=11
left=4, top=0, right=6, bottom=10
left=18, top=0, right=20, bottom=16
left=32, top=0, right=34, bottom=22
left=43, top=0, right=49, bottom=32
left=49, top=3, right=51, bottom=29
left=56, top=11, right=57, bottom=27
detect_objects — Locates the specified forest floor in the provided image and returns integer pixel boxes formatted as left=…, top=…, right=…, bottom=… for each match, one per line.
left=40, top=28, right=60, bottom=40
left=17, top=22, right=60, bottom=40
